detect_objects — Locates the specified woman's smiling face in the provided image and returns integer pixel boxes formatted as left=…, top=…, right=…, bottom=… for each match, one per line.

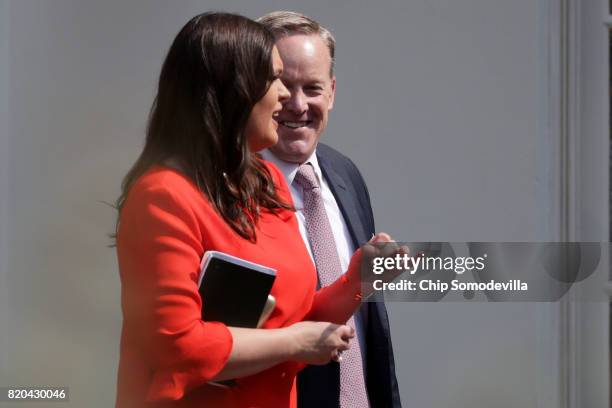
left=245, top=47, right=290, bottom=152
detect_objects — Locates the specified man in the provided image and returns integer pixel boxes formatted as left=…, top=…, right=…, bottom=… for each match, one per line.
left=258, top=11, right=402, bottom=408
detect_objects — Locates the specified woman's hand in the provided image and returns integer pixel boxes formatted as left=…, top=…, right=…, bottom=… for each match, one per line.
left=287, top=321, right=354, bottom=365
left=212, top=322, right=352, bottom=381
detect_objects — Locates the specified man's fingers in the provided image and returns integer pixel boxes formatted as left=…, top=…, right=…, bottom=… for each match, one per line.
left=372, top=232, right=392, bottom=242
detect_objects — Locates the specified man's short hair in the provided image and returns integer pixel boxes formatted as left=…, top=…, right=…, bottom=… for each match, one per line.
left=257, top=11, right=336, bottom=76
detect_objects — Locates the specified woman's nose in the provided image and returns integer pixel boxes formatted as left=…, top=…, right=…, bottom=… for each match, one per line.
left=277, top=80, right=290, bottom=103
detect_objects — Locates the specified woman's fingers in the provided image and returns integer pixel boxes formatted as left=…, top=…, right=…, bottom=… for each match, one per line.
left=331, top=349, right=343, bottom=363
left=331, top=325, right=353, bottom=363
left=335, top=325, right=353, bottom=353
left=290, top=321, right=359, bottom=365
left=338, top=324, right=355, bottom=339
left=335, top=325, right=354, bottom=349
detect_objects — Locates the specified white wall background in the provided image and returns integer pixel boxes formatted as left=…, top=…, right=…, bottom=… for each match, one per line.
left=0, top=0, right=10, bottom=387
left=0, top=0, right=604, bottom=407
left=576, top=0, right=609, bottom=406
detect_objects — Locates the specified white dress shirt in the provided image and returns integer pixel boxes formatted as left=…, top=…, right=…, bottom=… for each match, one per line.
left=260, top=148, right=367, bottom=365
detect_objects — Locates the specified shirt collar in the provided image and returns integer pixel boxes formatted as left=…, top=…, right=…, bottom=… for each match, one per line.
left=260, top=149, right=323, bottom=187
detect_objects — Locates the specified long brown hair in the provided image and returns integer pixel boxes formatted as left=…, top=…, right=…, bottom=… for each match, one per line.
left=115, top=12, right=291, bottom=241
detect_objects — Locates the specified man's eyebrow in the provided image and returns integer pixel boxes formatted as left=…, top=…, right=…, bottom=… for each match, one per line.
left=305, top=74, right=327, bottom=83
left=306, top=79, right=325, bottom=86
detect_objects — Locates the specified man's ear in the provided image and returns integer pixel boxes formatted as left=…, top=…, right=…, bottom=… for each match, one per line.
left=328, top=76, right=336, bottom=111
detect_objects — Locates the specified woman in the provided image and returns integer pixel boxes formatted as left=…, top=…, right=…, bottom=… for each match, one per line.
left=115, top=12, right=375, bottom=407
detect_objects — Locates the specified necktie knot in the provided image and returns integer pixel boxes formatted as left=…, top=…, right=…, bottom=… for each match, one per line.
left=294, top=163, right=319, bottom=191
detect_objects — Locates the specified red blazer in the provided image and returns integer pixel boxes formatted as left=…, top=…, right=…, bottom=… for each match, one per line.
left=116, top=162, right=317, bottom=407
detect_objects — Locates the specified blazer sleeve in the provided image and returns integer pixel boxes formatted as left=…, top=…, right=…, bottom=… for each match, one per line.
left=117, top=181, right=233, bottom=402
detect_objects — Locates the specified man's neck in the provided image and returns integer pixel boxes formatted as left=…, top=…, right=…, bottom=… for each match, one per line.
left=260, top=148, right=320, bottom=185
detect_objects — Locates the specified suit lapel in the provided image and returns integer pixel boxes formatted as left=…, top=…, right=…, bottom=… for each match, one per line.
left=317, top=152, right=369, bottom=247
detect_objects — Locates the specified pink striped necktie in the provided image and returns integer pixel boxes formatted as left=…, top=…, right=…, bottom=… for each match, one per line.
left=294, top=163, right=370, bottom=408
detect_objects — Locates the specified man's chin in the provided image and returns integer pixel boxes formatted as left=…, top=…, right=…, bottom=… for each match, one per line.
left=269, top=142, right=316, bottom=164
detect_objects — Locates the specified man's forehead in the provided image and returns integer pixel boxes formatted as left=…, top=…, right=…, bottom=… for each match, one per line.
left=275, top=34, right=332, bottom=79
left=276, top=35, right=326, bottom=57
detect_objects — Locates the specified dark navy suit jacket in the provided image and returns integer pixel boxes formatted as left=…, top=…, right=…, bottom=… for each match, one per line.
left=297, top=143, right=402, bottom=408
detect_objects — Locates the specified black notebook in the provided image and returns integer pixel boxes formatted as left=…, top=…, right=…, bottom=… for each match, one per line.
left=198, top=251, right=276, bottom=328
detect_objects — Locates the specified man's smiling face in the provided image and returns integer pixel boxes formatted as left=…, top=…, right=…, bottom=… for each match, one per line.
left=270, top=34, right=336, bottom=164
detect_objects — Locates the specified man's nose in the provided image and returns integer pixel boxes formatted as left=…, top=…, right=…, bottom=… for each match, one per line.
left=284, top=90, right=307, bottom=114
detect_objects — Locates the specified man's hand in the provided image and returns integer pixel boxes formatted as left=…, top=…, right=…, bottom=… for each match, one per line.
left=346, top=233, right=410, bottom=299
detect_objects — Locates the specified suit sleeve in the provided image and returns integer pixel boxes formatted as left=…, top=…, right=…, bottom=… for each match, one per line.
left=347, top=158, right=375, bottom=237
left=117, top=182, right=233, bottom=402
